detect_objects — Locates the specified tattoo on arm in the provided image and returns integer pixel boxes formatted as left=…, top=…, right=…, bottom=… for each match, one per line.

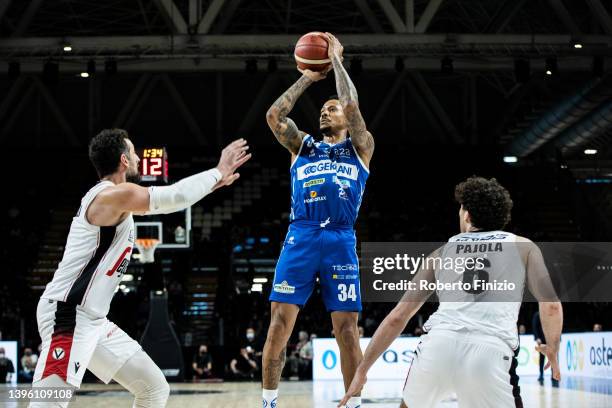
left=267, top=76, right=312, bottom=154
left=262, top=347, right=286, bottom=389
left=330, top=55, right=374, bottom=160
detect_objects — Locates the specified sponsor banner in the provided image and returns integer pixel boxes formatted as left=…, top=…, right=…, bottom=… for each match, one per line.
left=296, top=160, right=359, bottom=181
left=0, top=341, right=18, bottom=385
left=313, top=333, right=612, bottom=380
left=560, top=332, right=612, bottom=379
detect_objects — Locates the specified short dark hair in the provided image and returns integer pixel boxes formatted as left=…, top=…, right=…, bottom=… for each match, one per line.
left=88, top=129, right=130, bottom=178
left=454, top=176, right=513, bottom=231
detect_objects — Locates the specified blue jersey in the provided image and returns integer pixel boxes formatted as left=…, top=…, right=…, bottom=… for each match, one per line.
left=290, top=135, right=369, bottom=226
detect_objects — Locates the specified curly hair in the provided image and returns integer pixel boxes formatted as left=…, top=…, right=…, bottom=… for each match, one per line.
left=454, top=176, right=513, bottom=231
left=88, top=128, right=130, bottom=178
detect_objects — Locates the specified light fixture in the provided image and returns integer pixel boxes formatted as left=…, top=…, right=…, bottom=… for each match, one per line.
left=251, top=284, right=263, bottom=292
left=63, top=45, right=72, bottom=52
left=253, top=277, right=268, bottom=283
left=584, top=149, right=597, bottom=155
left=503, top=156, right=518, bottom=163
left=574, top=43, right=583, bottom=49
left=80, top=72, right=89, bottom=78
left=545, top=57, right=557, bottom=76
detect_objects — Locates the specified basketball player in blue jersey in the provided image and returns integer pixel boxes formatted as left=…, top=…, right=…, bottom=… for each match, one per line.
left=262, top=33, right=373, bottom=408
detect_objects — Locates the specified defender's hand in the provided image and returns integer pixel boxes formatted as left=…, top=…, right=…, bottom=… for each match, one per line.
left=324, top=32, right=344, bottom=60
left=298, top=66, right=331, bottom=82
left=337, top=368, right=366, bottom=407
left=535, top=343, right=561, bottom=381
left=215, top=139, right=251, bottom=190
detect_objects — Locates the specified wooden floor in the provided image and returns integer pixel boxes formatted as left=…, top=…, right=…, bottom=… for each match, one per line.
left=6, top=377, right=612, bottom=407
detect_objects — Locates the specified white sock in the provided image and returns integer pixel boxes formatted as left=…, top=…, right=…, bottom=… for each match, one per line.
left=346, top=396, right=362, bottom=408
left=263, top=388, right=278, bottom=407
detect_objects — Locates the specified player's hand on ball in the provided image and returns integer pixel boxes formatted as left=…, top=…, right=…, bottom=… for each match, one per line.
left=215, top=138, right=252, bottom=190
left=337, top=368, right=366, bottom=407
left=535, top=343, right=561, bottom=381
left=324, top=32, right=344, bottom=61
left=298, top=66, right=331, bottom=82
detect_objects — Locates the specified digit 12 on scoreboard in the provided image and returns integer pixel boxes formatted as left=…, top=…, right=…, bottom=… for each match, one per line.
left=139, top=147, right=168, bottom=184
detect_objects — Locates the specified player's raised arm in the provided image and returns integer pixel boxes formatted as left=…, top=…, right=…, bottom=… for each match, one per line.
left=89, top=139, right=251, bottom=224
left=326, top=33, right=374, bottom=168
left=522, top=239, right=563, bottom=381
left=266, top=69, right=327, bottom=155
left=338, top=251, right=438, bottom=407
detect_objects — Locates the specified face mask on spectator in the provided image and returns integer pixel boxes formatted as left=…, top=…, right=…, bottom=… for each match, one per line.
left=246, top=331, right=255, bottom=341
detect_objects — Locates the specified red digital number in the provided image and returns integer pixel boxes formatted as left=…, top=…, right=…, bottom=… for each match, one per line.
left=149, top=158, right=162, bottom=175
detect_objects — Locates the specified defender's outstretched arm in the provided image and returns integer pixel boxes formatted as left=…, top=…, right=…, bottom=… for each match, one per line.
left=326, top=33, right=374, bottom=166
left=88, top=139, right=251, bottom=225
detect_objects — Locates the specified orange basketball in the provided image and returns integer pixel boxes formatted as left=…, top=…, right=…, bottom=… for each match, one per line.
left=294, top=32, right=330, bottom=72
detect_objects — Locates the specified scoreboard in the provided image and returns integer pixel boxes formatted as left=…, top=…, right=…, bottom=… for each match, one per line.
left=135, top=147, right=191, bottom=249
left=139, top=147, right=168, bottom=183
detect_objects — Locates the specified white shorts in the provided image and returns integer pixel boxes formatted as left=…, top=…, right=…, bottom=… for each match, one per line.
left=33, top=298, right=141, bottom=388
left=403, top=330, right=522, bottom=408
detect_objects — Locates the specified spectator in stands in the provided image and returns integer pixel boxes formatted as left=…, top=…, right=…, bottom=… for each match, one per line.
left=20, top=347, right=37, bottom=383
left=0, top=347, right=15, bottom=383
left=287, top=331, right=311, bottom=379
left=593, top=323, right=603, bottom=332
left=192, top=344, right=213, bottom=380
left=230, top=347, right=259, bottom=380
left=518, top=324, right=527, bottom=335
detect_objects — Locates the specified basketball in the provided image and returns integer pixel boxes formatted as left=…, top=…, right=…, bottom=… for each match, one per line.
left=294, top=32, right=330, bottom=72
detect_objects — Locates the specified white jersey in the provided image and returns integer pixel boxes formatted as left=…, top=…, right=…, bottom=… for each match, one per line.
left=423, top=231, right=525, bottom=350
left=41, top=181, right=135, bottom=318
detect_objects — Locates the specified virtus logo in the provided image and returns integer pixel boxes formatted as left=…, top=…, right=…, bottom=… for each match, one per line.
left=322, top=350, right=337, bottom=369
left=566, top=339, right=585, bottom=371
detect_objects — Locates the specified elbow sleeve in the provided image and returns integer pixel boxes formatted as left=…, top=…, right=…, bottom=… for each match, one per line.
left=147, top=168, right=222, bottom=214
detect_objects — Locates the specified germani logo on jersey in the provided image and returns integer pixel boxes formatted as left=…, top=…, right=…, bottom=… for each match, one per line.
left=297, top=160, right=359, bottom=181
left=273, top=280, right=295, bottom=294
left=303, top=178, right=325, bottom=188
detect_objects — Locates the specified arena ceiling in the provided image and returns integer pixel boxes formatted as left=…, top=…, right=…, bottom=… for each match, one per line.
left=0, top=0, right=611, bottom=161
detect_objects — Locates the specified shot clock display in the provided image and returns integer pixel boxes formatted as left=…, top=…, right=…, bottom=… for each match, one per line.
left=139, top=147, right=168, bottom=183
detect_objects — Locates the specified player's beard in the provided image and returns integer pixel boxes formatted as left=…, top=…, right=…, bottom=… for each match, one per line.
left=320, top=125, right=332, bottom=137
left=126, top=168, right=141, bottom=184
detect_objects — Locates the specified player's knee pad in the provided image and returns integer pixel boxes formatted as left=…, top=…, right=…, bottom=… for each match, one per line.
left=113, top=350, right=170, bottom=408
left=28, top=374, right=72, bottom=408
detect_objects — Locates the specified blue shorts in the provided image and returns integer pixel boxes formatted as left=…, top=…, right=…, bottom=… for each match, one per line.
left=270, top=220, right=362, bottom=312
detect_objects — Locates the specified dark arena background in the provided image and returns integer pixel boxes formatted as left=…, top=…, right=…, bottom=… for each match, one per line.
left=1, top=1, right=612, bottom=407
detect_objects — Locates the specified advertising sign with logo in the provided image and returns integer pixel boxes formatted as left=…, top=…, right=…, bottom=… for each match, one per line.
left=559, top=332, right=612, bottom=379
left=314, top=333, right=612, bottom=381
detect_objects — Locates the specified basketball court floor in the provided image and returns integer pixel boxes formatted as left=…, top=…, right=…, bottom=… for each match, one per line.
left=5, top=376, right=611, bottom=407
